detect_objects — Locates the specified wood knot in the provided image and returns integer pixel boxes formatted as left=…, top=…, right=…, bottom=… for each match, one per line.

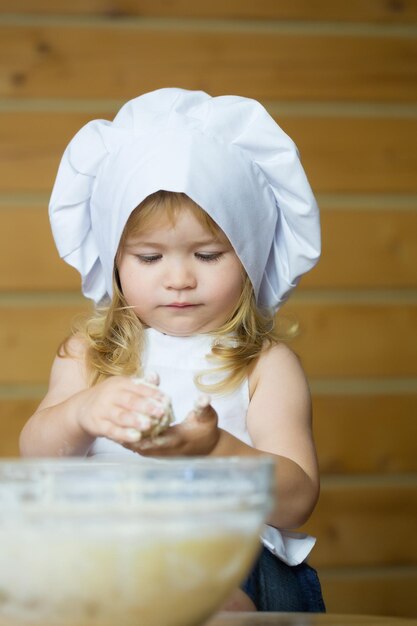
left=105, top=6, right=127, bottom=18
left=387, top=0, right=405, bottom=13
left=36, top=41, right=51, bottom=55
left=10, top=72, right=26, bottom=86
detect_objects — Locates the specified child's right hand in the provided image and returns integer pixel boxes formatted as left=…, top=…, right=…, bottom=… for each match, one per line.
left=75, top=374, right=171, bottom=445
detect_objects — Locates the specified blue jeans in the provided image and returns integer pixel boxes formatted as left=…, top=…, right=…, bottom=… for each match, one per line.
left=240, top=546, right=326, bottom=612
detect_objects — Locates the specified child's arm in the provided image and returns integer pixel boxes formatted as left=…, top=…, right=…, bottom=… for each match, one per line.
left=132, top=343, right=319, bottom=530
left=19, top=336, right=170, bottom=457
left=213, top=343, right=319, bottom=530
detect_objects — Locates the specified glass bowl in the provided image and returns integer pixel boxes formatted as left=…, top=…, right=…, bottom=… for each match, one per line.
left=0, top=457, right=274, bottom=626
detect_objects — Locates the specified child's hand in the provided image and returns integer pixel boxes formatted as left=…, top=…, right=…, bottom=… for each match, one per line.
left=124, top=395, right=220, bottom=457
left=75, top=374, right=172, bottom=445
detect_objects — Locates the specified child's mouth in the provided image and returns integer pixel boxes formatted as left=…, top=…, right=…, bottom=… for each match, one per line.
left=167, top=303, right=197, bottom=308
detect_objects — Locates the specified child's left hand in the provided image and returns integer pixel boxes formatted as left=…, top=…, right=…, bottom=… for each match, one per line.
left=123, top=395, right=220, bottom=457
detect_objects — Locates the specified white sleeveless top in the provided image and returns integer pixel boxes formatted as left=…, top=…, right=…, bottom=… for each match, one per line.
left=88, top=328, right=316, bottom=566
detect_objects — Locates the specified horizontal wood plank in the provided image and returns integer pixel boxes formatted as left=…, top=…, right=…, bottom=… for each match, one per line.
left=304, top=479, right=417, bottom=568
left=313, top=394, right=417, bottom=474
left=0, top=25, right=416, bottom=101
left=0, top=111, right=88, bottom=193
left=2, top=0, right=417, bottom=22
left=282, top=116, right=417, bottom=194
left=0, top=205, right=80, bottom=290
left=303, top=209, right=417, bottom=289
left=0, top=299, right=416, bottom=382
left=1, top=111, right=417, bottom=194
left=283, top=298, right=417, bottom=379
left=0, top=302, right=88, bottom=384
left=320, top=567, right=417, bottom=617
left=1, top=205, right=416, bottom=291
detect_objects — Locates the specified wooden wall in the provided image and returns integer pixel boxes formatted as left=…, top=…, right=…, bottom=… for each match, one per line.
left=0, top=0, right=416, bottom=617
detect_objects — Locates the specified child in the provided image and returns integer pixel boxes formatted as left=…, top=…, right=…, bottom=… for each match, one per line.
left=20, top=88, right=324, bottom=612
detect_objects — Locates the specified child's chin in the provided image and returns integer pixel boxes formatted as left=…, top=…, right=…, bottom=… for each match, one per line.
left=152, top=320, right=212, bottom=337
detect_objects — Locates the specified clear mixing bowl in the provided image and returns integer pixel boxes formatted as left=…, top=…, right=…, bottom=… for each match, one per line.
left=0, top=457, right=274, bottom=626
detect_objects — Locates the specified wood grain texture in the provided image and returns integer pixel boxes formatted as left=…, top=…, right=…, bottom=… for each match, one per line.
left=0, top=111, right=91, bottom=193
left=303, top=479, right=417, bottom=567
left=1, top=205, right=416, bottom=291
left=0, top=25, right=416, bottom=101
left=313, top=394, right=417, bottom=474
left=303, top=209, right=417, bottom=289
left=0, top=397, right=39, bottom=456
left=2, top=0, right=417, bottom=22
left=319, top=568, right=417, bottom=618
left=1, top=111, right=417, bottom=194
left=0, top=302, right=88, bottom=384
left=0, top=205, right=79, bottom=290
left=283, top=298, right=417, bottom=379
left=282, top=117, right=417, bottom=194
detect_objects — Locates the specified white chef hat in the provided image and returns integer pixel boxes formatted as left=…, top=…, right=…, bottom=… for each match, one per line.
left=49, top=88, right=320, bottom=311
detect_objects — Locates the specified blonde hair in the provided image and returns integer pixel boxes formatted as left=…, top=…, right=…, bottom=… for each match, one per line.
left=63, top=191, right=297, bottom=392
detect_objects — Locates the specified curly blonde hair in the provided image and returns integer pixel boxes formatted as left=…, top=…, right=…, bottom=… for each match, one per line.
left=63, top=191, right=297, bottom=393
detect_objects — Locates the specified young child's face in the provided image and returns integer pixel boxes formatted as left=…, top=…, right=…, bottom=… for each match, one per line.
left=117, top=205, right=244, bottom=336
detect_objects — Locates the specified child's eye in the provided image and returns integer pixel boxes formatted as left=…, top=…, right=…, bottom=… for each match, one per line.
left=195, top=252, right=223, bottom=262
left=136, top=254, right=162, bottom=264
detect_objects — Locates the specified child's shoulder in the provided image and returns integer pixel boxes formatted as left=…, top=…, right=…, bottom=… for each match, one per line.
left=59, top=332, right=89, bottom=361
left=248, top=340, right=308, bottom=397
left=36, top=333, right=90, bottom=412
left=49, top=333, right=89, bottom=390
left=255, top=340, right=304, bottom=373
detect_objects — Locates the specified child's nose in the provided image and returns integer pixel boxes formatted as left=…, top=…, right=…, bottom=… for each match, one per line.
left=165, top=262, right=197, bottom=290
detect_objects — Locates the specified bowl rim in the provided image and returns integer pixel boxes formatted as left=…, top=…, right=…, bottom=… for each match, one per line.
left=0, top=456, right=274, bottom=471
